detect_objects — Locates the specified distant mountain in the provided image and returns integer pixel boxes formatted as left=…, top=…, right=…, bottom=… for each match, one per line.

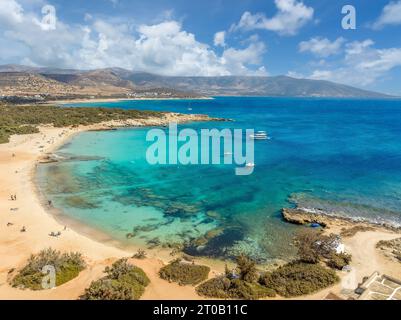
left=123, top=73, right=391, bottom=98
left=45, top=69, right=135, bottom=89
left=0, top=64, right=393, bottom=98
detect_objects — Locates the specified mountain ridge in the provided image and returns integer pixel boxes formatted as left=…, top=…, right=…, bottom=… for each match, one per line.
left=0, top=64, right=394, bottom=99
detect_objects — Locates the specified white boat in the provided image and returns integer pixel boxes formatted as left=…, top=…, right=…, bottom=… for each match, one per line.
left=249, top=131, right=269, bottom=140
left=245, top=162, right=255, bottom=167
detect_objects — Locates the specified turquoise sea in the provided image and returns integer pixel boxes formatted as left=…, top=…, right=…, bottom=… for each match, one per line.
left=36, top=97, right=401, bottom=262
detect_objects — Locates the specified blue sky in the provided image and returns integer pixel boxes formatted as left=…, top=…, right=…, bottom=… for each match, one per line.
left=0, top=0, right=401, bottom=94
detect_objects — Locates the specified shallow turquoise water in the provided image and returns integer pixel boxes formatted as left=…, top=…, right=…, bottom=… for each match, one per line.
left=37, top=97, right=401, bottom=262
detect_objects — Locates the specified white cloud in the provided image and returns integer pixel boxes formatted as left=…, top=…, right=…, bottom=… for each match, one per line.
left=0, top=1, right=268, bottom=76
left=308, top=40, right=401, bottom=86
left=231, top=0, right=314, bottom=35
left=222, top=41, right=267, bottom=75
left=0, top=0, right=24, bottom=25
left=372, top=1, right=401, bottom=29
left=214, top=31, right=226, bottom=47
left=299, top=37, right=345, bottom=57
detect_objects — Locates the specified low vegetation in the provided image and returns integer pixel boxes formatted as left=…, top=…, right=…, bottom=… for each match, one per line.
left=196, top=255, right=275, bottom=299
left=295, top=229, right=351, bottom=269
left=260, top=262, right=339, bottom=298
left=197, top=276, right=275, bottom=299
left=376, top=237, right=401, bottom=263
left=340, top=225, right=375, bottom=238
left=11, top=248, right=86, bottom=290
left=132, top=249, right=147, bottom=260
left=0, top=104, right=164, bottom=143
left=159, top=259, right=210, bottom=286
left=327, top=252, right=352, bottom=270
left=0, top=125, right=39, bottom=144
left=196, top=243, right=343, bottom=300
left=81, top=258, right=150, bottom=300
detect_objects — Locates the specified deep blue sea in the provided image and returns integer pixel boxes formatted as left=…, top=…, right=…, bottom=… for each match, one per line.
left=36, top=97, right=401, bottom=262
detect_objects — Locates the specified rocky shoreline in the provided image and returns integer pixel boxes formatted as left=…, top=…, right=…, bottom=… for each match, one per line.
left=281, top=207, right=401, bottom=233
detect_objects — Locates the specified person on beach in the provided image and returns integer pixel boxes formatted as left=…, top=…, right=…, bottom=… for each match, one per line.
left=20, top=226, right=26, bottom=232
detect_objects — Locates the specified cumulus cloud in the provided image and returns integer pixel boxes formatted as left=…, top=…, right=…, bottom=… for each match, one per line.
left=0, top=0, right=268, bottom=76
left=299, top=37, right=345, bottom=57
left=231, top=0, right=314, bottom=35
left=222, top=41, right=267, bottom=75
left=0, top=0, right=24, bottom=25
left=213, top=31, right=226, bottom=47
left=372, top=1, right=401, bottom=29
left=308, top=40, right=401, bottom=86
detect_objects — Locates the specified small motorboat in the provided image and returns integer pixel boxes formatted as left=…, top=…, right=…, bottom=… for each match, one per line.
left=249, top=131, right=269, bottom=140
left=245, top=162, right=255, bottom=167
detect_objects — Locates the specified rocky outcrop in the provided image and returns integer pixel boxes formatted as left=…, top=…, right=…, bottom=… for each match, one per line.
left=282, top=207, right=401, bottom=234
left=282, top=208, right=328, bottom=227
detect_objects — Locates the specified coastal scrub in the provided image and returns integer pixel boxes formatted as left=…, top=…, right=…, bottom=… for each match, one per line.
left=159, top=259, right=210, bottom=286
left=81, top=258, right=150, bottom=300
left=11, top=248, right=86, bottom=290
left=260, top=262, right=339, bottom=297
left=0, top=104, right=164, bottom=143
left=196, top=255, right=275, bottom=299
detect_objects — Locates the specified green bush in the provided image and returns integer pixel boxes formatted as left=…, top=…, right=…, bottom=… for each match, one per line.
left=81, top=278, right=141, bottom=300
left=196, top=277, right=275, bottom=300
left=81, top=258, right=149, bottom=300
left=326, top=253, right=352, bottom=270
left=159, top=259, right=210, bottom=286
left=196, top=276, right=231, bottom=299
left=260, top=262, right=339, bottom=298
left=235, top=254, right=259, bottom=283
left=294, top=229, right=350, bottom=269
left=11, top=248, right=86, bottom=290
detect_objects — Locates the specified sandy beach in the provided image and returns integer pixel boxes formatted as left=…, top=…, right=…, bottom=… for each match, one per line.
left=0, top=116, right=400, bottom=300
left=0, top=114, right=221, bottom=300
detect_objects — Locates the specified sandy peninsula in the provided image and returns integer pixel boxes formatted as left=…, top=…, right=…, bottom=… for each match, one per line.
left=0, top=114, right=400, bottom=300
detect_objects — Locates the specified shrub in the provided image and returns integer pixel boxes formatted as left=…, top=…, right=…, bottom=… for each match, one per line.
left=159, top=259, right=210, bottom=286
left=260, top=262, right=339, bottom=297
left=196, top=276, right=231, bottom=299
left=81, top=258, right=150, bottom=300
left=326, top=253, right=352, bottom=270
left=81, top=278, right=142, bottom=300
left=295, top=229, right=346, bottom=266
left=11, top=248, right=85, bottom=290
left=132, top=249, right=147, bottom=259
left=196, top=277, right=275, bottom=300
left=196, top=255, right=275, bottom=300
left=236, top=254, right=259, bottom=283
